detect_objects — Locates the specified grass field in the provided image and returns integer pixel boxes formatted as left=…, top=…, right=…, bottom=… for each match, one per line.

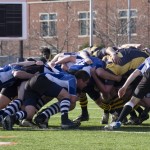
left=0, top=99, right=150, bottom=150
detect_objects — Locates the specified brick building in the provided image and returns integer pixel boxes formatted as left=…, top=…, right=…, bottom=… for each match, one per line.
left=0, top=0, right=150, bottom=63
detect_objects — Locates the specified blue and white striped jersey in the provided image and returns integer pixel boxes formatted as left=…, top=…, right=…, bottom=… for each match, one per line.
left=138, top=57, right=150, bottom=75
left=41, top=72, right=77, bottom=96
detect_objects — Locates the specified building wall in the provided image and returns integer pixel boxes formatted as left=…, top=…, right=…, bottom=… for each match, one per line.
left=0, top=0, right=150, bottom=62
left=27, top=0, right=91, bottom=54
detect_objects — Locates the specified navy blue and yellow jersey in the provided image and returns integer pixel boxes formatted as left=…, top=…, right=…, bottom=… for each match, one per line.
left=105, top=48, right=148, bottom=76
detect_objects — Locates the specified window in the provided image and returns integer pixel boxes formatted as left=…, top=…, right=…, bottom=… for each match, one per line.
left=0, top=1, right=27, bottom=40
left=78, top=11, right=96, bottom=36
left=118, top=9, right=137, bottom=35
left=40, top=13, right=57, bottom=37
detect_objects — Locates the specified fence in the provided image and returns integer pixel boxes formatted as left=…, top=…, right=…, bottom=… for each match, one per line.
left=0, top=55, right=18, bottom=66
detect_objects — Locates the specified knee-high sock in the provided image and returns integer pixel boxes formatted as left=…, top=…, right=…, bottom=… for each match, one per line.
left=42, top=102, right=60, bottom=119
left=3, top=99, right=22, bottom=118
left=78, top=93, right=88, bottom=115
left=117, top=101, right=134, bottom=122
left=60, top=99, right=70, bottom=123
left=15, top=111, right=27, bottom=120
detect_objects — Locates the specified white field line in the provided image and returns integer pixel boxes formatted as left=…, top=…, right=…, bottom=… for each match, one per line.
left=101, top=130, right=150, bottom=134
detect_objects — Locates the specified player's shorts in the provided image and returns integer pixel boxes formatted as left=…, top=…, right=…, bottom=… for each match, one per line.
left=133, top=68, right=150, bottom=99
left=24, top=74, right=63, bottom=107
left=0, top=80, right=22, bottom=100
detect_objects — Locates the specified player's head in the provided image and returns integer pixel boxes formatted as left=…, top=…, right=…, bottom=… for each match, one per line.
left=41, top=47, right=51, bottom=60
left=75, top=70, right=90, bottom=90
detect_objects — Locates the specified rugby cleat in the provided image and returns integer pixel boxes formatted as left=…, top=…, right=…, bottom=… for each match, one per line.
left=101, top=112, right=109, bottom=124
left=34, top=114, right=48, bottom=129
left=73, top=114, right=89, bottom=123
left=138, top=113, right=149, bottom=124
left=19, top=119, right=35, bottom=127
left=2, top=115, right=16, bottom=130
left=126, top=116, right=140, bottom=125
left=121, top=117, right=128, bottom=125
left=61, top=119, right=81, bottom=129
left=111, top=114, right=118, bottom=123
left=104, top=121, right=121, bottom=131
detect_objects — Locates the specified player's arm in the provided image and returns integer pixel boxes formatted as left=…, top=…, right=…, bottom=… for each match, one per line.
left=96, top=68, right=121, bottom=82
left=91, top=67, right=113, bottom=94
left=47, top=53, right=63, bottom=68
left=48, top=55, right=76, bottom=69
left=10, top=60, right=43, bottom=67
left=12, top=70, right=38, bottom=79
left=10, top=61, right=36, bottom=67
left=79, top=49, right=93, bottom=64
left=50, top=53, right=63, bottom=62
left=55, top=55, right=76, bottom=65
left=105, top=47, right=121, bottom=64
left=118, top=69, right=141, bottom=98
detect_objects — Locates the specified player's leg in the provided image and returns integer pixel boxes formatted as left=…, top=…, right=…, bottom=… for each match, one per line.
left=73, top=92, right=89, bottom=122
left=105, top=69, right=150, bottom=130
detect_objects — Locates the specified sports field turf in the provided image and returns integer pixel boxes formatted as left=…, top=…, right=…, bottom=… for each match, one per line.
left=0, top=99, right=150, bottom=150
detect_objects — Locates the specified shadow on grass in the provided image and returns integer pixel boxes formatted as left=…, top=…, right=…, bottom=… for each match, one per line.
left=1, top=123, right=149, bottom=132
left=79, top=124, right=150, bottom=132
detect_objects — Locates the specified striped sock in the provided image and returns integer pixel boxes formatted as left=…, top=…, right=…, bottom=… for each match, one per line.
left=16, top=111, right=27, bottom=120
left=3, top=99, right=22, bottom=118
left=60, top=99, right=70, bottom=123
left=42, top=102, right=60, bottom=118
left=35, top=98, right=45, bottom=110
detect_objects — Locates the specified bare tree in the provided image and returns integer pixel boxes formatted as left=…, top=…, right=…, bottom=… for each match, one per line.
left=94, top=0, right=150, bottom=47
left=28, top=1, right=80, bottom=55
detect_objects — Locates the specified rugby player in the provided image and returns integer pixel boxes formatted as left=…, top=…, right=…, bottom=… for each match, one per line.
left=104, top=56, right=150, bottom=130
left=2, top=70, right=90, bottom=130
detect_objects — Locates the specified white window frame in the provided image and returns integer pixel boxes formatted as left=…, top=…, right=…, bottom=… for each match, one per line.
left=78, top=11, right=96, bottom=37
left=118, top=9, right=137, bottom=36
left=39, top=13, right=57, bottom=38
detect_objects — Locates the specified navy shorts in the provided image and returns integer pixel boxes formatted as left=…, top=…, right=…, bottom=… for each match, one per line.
left=23, top=74, right=63, bottom=107
left=0, top=80, right=22, bottom=100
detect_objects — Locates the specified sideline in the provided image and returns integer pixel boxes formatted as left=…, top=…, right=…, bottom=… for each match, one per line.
left=0, top=136, right=17, bottom=146
left=0, top=142, right=17, bottom=146
left=0, top=136, right=17, bottom=138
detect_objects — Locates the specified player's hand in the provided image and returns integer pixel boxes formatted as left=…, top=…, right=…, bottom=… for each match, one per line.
left=36, top=61, right=44, bottom=66
left=49, top=61, right=56, bottom=68
left=118, top=86, right=127, bottom=98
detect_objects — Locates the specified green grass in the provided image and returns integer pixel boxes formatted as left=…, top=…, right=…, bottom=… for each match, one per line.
left=0, top=100, right=150, bottom=150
